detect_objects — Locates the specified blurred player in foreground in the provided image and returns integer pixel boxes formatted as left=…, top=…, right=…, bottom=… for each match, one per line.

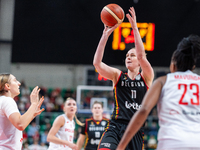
left=117, top=34, right=200, bottom=150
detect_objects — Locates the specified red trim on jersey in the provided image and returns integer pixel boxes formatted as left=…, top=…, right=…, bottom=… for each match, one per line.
left=92, top=117, right=109, bottom=125
left=85, top=118, right=89, bottom=133
left=140, top=73, right=149, bottom=90
left=97, top=120, right=110, bottom=150
left=114, top=87, right=119, bottom=119
left=111, top=71, right=123, bottom=119
left=92, top=117, right=102, bottom=124
left=98, top=148, right=111, bottom=150
left=97, top=131, right=107, bottom=150
left=112, top=72, right=122, bottom=120
left=84, top=131, right=89, bottom=149
left=84, top=118, right=91, bottom=149
left=113, top=71, right=122, bottom=90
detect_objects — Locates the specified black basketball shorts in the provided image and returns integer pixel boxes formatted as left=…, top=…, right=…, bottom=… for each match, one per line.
left=98, top=120, right=144, bottom=150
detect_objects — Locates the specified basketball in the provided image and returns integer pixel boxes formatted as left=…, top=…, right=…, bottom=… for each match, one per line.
left=100, top=4, right=124, bottom=27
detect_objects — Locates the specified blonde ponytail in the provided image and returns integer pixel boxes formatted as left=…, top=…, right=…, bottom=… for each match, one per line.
left=74, top=115, right=85, bottom=126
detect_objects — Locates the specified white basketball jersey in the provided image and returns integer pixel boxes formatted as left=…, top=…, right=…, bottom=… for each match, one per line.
left=157, top=70, right=200, bottom=149
left=0, top=96, right=23, bottom=150
left=48, top=114, right=75, bottom=150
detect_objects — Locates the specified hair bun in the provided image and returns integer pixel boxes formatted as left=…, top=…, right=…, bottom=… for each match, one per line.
left=178, top=35, right=200, bottom=58
left=173, top=34, right=200, bottom=71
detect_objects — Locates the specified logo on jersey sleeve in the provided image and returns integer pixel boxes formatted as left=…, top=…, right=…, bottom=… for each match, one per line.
left=101, top=121, right=106, bottom=126
left=0, top=110, right=5, bottom=116
left=136, top=75, right=141, bottom=80
left=169, top=109, right=179, bottom=115
left=100, top=143, right=111, bottom=148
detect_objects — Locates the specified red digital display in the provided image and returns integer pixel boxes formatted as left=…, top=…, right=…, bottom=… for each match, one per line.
left=112, top=22, right=155, bottom=51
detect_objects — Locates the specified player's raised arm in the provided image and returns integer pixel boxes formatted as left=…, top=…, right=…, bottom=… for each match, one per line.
left=93, top=24, right=121, bottom=84
left=127, top=7, right=154, bottom=87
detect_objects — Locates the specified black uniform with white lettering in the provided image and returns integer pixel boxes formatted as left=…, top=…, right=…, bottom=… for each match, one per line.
left=98, top=72, right=148, bottom=150
left=81, top=117, right=109, bottom=150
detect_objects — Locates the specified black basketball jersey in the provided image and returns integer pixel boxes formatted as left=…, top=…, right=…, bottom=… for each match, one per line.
left=111, top=72, right=148, bottom=123
left=81, top=117, right=109, bottom=150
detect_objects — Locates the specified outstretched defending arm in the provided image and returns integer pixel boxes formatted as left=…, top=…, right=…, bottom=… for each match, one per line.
left=9, top=86, right=44, bottom=131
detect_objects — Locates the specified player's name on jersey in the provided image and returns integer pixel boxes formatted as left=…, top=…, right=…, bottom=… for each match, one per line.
left=89, top=126, right=105, bottom=131
left=121, top=81, right=145, bottom=87
left=182, top=110, right=200, bottom=115
left=174, top=75, right=200, bottom=80
left=65, top=128, right=74, bottom=133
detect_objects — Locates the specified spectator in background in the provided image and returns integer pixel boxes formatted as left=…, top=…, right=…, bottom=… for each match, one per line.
left=20, top=95, right=29, bottom=105
left=20, top=80, right=31, bottom=112
left=23, top=142, right=30, bottom=150
left=84, top=91, right=93, bottom=109
left=41, top=130, right=49, bottom=146
left=23, top=130, right=28, bottom=145
left=147, top=135, right=157, bottom=149
left=40, top=142, right=48, bottom=150
left=55, top=94, right=64, bottom=112
left=28, top=139, right=43, bottom=150
left=18, top=101, right=26, bottom=113
left=43, top=93, right=50, bottom=105
left=64, top=89, right=73, bottom=100
left=149, top=107, right=158, bottom=123
left=44, top=122, right=52, bottom=131
left=148, top=121, right=158, bottom=136
left=32, top=130, right=40, bottom=143
left=45, top=101, right=55, bottom=112
left=27, top=122, right=39, bottom=138
left=49, top=88, right=61, bottom=105
left=21, top=85, right=31, bottom=97
left=25, top=102, right=31, bottom=111
left=27, top=122, right=39, bottom=144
